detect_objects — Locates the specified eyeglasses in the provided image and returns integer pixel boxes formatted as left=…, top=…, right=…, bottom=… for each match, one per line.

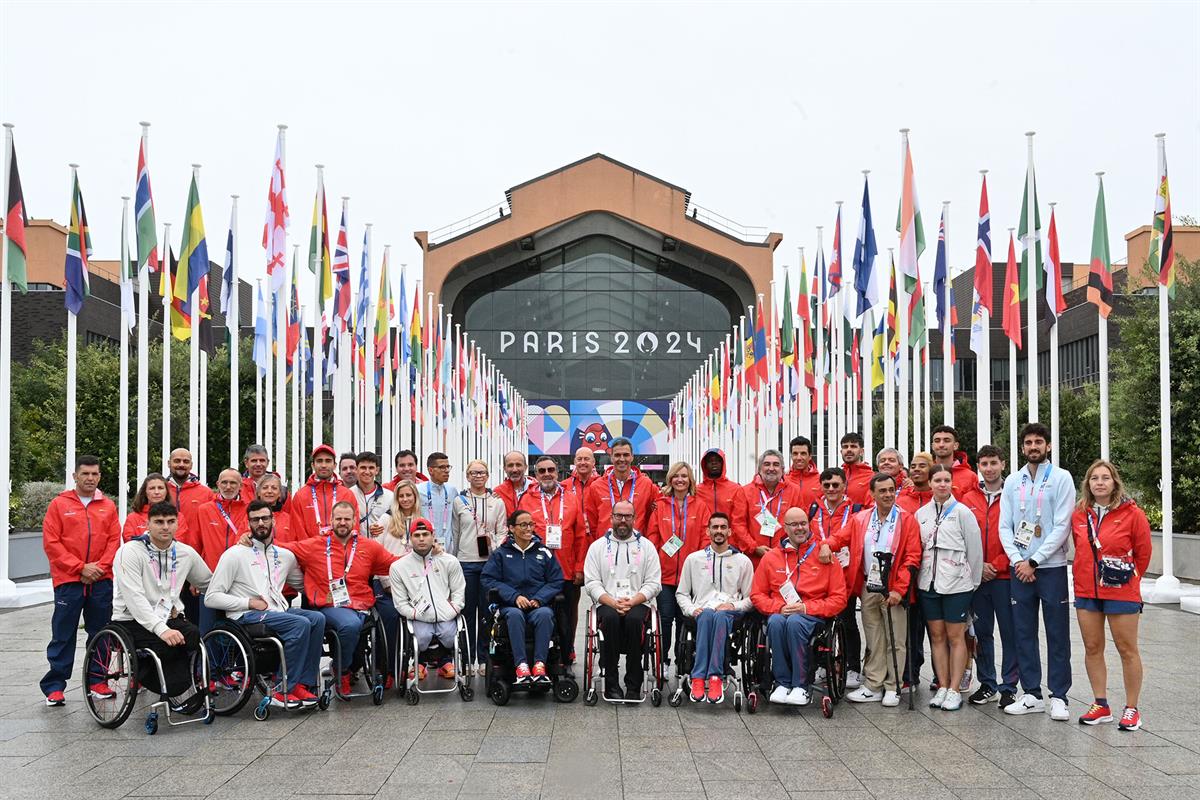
left=513, top=521, right=534, bottom=528
left=467, top=470, right=488, bottom=477
left=536, top=467, right=557, bottom=474
left=783, top=521, right=807, bottom=529
left=611, top=513, right=634, bottom=520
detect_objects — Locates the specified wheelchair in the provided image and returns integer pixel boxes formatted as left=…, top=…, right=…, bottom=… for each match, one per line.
left=581, top=602, right=665, bottom=706
left=483, top=592, right=579, bottom=706
left=83, top=622, right=215, bottom=734
left=317, top=606, right=389, bottom=706
left=395, top=614, right=475, bottom=704
left=667, top=611, right=757, bottom=711
left=201, top=614, right=330, bottom=720
left=743, top=613, right=847, bottom=718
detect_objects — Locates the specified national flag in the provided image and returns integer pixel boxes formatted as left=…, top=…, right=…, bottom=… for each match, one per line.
left=119, top=202, right=135, bottom=330
left=167, top=248, right=189, bottom=336
left=1017, top=167, right=1043, bottom=301
left=498, top=383, right=511, bottom=428
left=332, top=205, right=352, bottom=330
left=797, top=257, right=815, bottom=389
left=287, top=255, right=301, bottom=367
left=886, top=256, right=899, bottom=361
left=135, top=138, right=157, bottom=283
left=1045, top=207, right=1066, bottom=320
left=1087, top=175, right=1113, bottom=318
left=850, top=327, right=862, bottom=399
left=932, top=208, right=950, bottom=333
left=5, top=139, right=29, bottom=292
left=374, top=249, right=391, bottom=364
left=947, top=284, right=960, bottom=365
left=408, top=288, right=422, bottom=378
left=974, top=173, right=993, bottom=314
left=63, top=172, right=92, bottom=315
left=870, top=311, right=886, bottom=390
left=896, top=139, right=926, bottom=281
left=829, top=204, right=842, bottom=296
left=1148, top=144, right=1175, bottom=298
left=709, top=347, right=722, bottom=414
left=220, top=210, right=237, bottom=335
left=852, top=176, right=878, bottom=319
left=198, top=268, right=215, bottom=356
left=354, top=230, right=371, bottom=376
left=397, top=269, right=410, bottom=365
left=742, top=315, right=757, bottom=391
left=173, top=175, right=209, bottom=339
left=253, top=282, right=270, bottom=376
left=780, top=273, right=795, bottom=368
left=1002, top=232, right=1022, bottom=348
left=752, top=302, right=768, bottom=388
left=308, top=181, right=332, bottom=312
left=262, top=131, right=289, bottom=291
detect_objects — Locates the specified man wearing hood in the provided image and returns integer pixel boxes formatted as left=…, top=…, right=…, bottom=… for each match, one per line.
left=165, top=448, right=214, bottom=548
left=739, top=449, right=804, bottom=566
left=786, top=436, right=822, bottom=507
left=289, top=444, right=360, bottom=541
left=931, top=425, right=979, bottom=498
left=698, top=449, right=749, bottom=550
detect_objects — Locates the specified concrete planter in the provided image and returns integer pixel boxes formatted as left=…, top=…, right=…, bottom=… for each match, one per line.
left=9, top=530, right=50, bottom=581
left=1145, top=531, right=1200, bottom=581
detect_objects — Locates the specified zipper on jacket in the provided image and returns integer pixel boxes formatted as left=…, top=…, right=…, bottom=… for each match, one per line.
left=424, top=556, right=439, bottom=623
left=83, top=499, right=94, bottom=595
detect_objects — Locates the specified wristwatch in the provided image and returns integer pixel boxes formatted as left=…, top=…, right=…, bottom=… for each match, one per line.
left=1028, top=558, right=1039, bottom=569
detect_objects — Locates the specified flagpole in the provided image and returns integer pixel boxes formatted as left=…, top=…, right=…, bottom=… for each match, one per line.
left=364, top=224, right=375, bottom=454
left=274, top=125, right=288, bottom=486
left=136, top=122, right=150, bottom=486
left=884, top=248, right=895, bottom=451
left=923, top=329, right=931, bottom=448
left=311, top=164, right=325, bottom=455
left=0, top=123, right=12, bottom=593
left=64, top=164, right=81, bottom=486
left=897, top=131, right=910, bottom=464
left=187, top=166, right=201, bottom=473
left=382, top=246, right=393, bottom=469
left=160, top=221, right=173, bottom=472
left=941, top=200, right=953, bottom=428
left=1095, top=173, right=1110, bottom=461
left=255, top=279, right=263, bottom=446
left=912, top=323, right=921, bottom=456
left=228, top=194, right=240, bottom=469
left=1007, top=227, right=1018, bottom=468
left=1024, top=132, right=1039, bottom=422
left=814, top=231, right=826, bottom=469
left=292, top=244, right=302, bottom=483
left=862, top=310, right=873, bottom=460
left=976, top=171, right=992, bottom=447
left=118, top=196, right=131, bottom=520
left=1048, top=201, right=1061, bottom=460
left=1151, top=132, right=1180, bottom=603
left=334, top=196, right=352, bottom=454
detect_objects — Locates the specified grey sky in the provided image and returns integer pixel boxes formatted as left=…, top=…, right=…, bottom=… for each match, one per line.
left=2, top=1, right=1197, bottom=314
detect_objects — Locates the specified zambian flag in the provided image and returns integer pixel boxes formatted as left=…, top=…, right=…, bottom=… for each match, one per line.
left=1087, top=176, right=1113, bottom=318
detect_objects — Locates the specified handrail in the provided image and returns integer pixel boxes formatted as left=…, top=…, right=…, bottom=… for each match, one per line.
left=686, top=202, right=770, bottom=244
left=427, top=201, right=510, bottom=246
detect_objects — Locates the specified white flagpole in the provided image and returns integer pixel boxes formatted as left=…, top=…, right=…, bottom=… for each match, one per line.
left=1048, top=200, right=1061, bottom=460
left=311, top=165, right=325, bottom=453
left=1096, top=173, right=1110, bottom=461
left=364, top=224, right=375, bottom=454
left=255, top=279, right=263, bottom=447
left=0, top=123, right=13, bottom=592
left=334, top=196, right=352, bottom=454
left=199, top=343, right=208, bottom=480
left=229, top=194, right=240, bottom=469
left=942, top=200, right=954, bottom=428
left=1150, top=132, right=1180, bottom=603
left=160, top=221, right=172, bottom=472
left=912, top=328, right=921, bottom=456
left=884, top=248, right=895, bottom=451
left=188, top=165, right=201, bottom=470
left=136, top=123, right=150, bottom=486
left=896, top=133, right=910, bottom=464
left=289, top=245, right=300, bottom=484
left=381, top=246, right=393, bottom=469
left=814, top=232, right=826, bottom=470
left=274, top=125, right=288, bottom=485
left=976, top=171, right=992, bottom=447
left=923, top=329, right=931, bottom=448
left=1024, top=131, right=1039, bottom=422
left=64, top=164, right=81, bottom=486
left=1007, top=228, right=1018, bottom=468
left=862, top=311, right=873, bottom=461
left=118, top=196, right=131, bottom=520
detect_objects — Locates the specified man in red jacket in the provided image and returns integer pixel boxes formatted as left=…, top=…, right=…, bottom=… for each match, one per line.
left=808, top=466, right=865, bottom=689
left=960, top=445, right=1017, bottom=707
left=194, top=469, right=250, bottom=634
left=289, top=444, right=359, bottom=541
left=584, top=438, right=656, bottom=540
left=382, top=449, right=429, bottom=490
left=563, top=447, right=599, bottom=540
left=839, top=433, right=874, bottom=506
left=931, top=425, right=980, bottom=498
left=166, top=448, right=214, bottom=548
left=40, top=455, right=121, bottom=706
left=895, top=452, right=933, bottom=513
left=751, top=506, right=847, bottom=707
left=494, top=450, right=536, bottom=516
left=786, top=436, right=821, bottom=507
left=822, top=472, right=920, bottom=707
left=739, top=450, right=804, bottom=565
left=698, top=449, right=749, bottom=549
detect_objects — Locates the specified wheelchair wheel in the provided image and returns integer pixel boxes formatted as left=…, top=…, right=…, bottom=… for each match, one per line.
left=553, top=676, right=578, bottom=704
left=489, top=680, right=510, bottom=706
left=84, top=626, right=139, bottom=729
left=821, top=695, right=834, bottom=718
left=459, top=682, right=475, bottom=702
left=361, top=613, right=388, bottom=695
left=651, top=687, right=663, bottom=707
left=202, top=625, right=255, bottom=716
left=826, top=620, right=847, bottom=702
left=746, top=691, right=759, bottom=714
left=668, top=688, right=683, bottom=707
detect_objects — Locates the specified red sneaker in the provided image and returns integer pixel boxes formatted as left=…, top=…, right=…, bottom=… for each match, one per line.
left=407, top=664, right=428, bottom=681
left=706, top=676, right=724, bottom=704
left=45, top=690, right=65, bottom=706
left=514, top=663, right=532, bottom=684
left=291, top=685, right=318, bottom=706
left=690, top=678, right=706, bottom=703
left=270, top=691, right=301, bottom=708
left=338, top=673, right=353, bottom=696
left=384, top=674, right=395, bottom=690
left=1118, top=706, right=1142, bottom=731
left=438, top=662, right=457, bottom=680
left=1078, top=703, right=1113, bottom=725
left=89, top=682, right=116, bottom=699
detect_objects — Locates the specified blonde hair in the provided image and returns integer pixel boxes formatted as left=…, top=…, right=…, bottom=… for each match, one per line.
left=1078, top=460, right=1128, bottom=511
left=910, top=451, right=934, bottom=465
left=664, top=462, right=697, bottom=496
left=387, top=479, right=425, bottom=541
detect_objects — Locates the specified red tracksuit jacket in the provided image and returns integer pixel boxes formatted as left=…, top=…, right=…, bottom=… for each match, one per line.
left=518, top=484, right=586, bottom=577
left=42, top=490, right=121, bottom=587
left=647, top=493, right=712, bottom=586
left=751, top=540, right=848, bottom=618
left=1070, top=500, right=1152, bottom=604
left=828, top=506, right=921, bottom=600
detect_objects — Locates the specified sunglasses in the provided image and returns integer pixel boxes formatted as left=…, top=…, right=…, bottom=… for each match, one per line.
left=536, top=467, right=557, bottom=474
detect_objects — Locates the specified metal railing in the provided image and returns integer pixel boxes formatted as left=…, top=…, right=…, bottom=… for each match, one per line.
left=685, top=202, right=770, bottom=244
left=427, top=201, right=511, bottom=246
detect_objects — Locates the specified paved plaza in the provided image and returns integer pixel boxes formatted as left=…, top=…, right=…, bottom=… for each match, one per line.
left=1, top=598, right=1197, bottom=800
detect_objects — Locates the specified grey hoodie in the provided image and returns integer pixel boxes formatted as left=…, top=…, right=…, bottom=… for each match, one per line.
left=389, top=549, right=467, bottom=624
left=676, top=546, right=754, bottom=616
left=112, top=537, right=211, bottom=637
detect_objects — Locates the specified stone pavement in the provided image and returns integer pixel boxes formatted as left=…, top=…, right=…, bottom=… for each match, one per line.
left=1, top=599, right=1198, bottom=800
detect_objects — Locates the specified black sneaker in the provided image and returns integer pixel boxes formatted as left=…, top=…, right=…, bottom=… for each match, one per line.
left=625, top=684, right=643, bottom=702
left=969, top=686, right=997, bottom=705
left=604, top=683, right=625, bottom=701
left=998, top=691, right=1017, bottom=710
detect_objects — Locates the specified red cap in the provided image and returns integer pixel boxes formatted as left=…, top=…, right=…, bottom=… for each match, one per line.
left=410, top=517, right=434, bottom=534
left=311, top=443, right=337, bottom=460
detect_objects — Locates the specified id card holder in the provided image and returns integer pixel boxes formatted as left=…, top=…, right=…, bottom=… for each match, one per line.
left=836, top=546, right=851, bottom=569
left=756, top=511, right=779, bottom=539
left=544, top=524, right=563, bottom=550
left=866, top=560, right=884, bottom=592
left=154, top=597, right=172, bottom=622
left=661, top=534, right=683, bottom=557
left=779, top=581, right=801, bottom=605
left=329, top=578, right=351, bottom=608
left=1015, top=520, right=1035, bottom=549
left=614, top=578, right=633, bottom=600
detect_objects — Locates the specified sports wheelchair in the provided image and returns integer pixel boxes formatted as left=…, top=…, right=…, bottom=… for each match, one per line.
left=201, top=613, right=329, bottom=720
left=581, top=602, right=665, bottom=706
left=83, top=622, right=214, bottom=734
left=483, top=591, right=579, bottom=706
left=313, top=605, right=390, bottom=706
left=395, top=614, right=475, bottom=704
left=667, top=610, right=758, bottom=711
left=743, top=613, right=847, bottom=718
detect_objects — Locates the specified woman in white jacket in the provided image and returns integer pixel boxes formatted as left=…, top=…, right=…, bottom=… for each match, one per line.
left=916, top=464, right=983, bottom=711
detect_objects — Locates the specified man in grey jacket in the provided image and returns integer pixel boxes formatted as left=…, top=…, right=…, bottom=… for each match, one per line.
left=390, top=518, right=467, bottom=679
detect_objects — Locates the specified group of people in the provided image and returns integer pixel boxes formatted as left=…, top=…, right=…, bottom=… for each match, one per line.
left=40, top=423, right=1153, bottom=730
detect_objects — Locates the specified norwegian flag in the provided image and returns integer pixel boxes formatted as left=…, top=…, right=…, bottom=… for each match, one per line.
left=261, top=130, right=289, bottom=292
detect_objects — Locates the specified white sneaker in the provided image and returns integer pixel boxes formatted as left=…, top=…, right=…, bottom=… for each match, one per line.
left=929, top=687, right=948, bottom=709
left=788, top=687, right=811, bottom=706
left=770, top=685, right=791, bottom=704
left=1003, top=693, right=1046, bottom=715
left=942, top=690, right=963, bottom=711
left=1049, top=697, right=1069, bottom=721
left=882, top=690, right=900, bottom=707
left=847, top=686, right=882, bottom=703
left=845, top=670, right=863, bottom=689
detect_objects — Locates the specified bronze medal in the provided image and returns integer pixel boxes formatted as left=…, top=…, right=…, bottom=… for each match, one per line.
left=1034, top=523, right=1042, bottom=537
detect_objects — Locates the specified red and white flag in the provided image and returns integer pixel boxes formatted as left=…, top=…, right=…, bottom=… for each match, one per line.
left=262, top=130, right=289, bottom=291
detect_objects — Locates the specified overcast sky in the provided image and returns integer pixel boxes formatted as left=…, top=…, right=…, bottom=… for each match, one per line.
left=3, top=0, right=1197, bottom=311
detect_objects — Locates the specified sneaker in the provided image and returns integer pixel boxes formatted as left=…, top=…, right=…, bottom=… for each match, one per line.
left=89, top=682, right=116, bottom=699
left=384, top=674, right=395, bottom=690
left=1049, top=697, right=1070, bottom=721
left=532, top=662, right=550, bottom=684
left=407, top=664, right=428, bottom=682
left=1003, top=693, right=1045, bottom=715
left=270, top=691, right=299, bottom=708
left=929, top=679, right=940, bottom=692
left=845, top=670, right=863, bottom=689
left=847, top=686, right=882, bottom=703
left=969, top=686, right=997, bottom=705
left=882, top=690, right=900, bottom=707
left=929, top=687, right=948, bottom=709
left=1118, top=706, right=1142, bottom=731
left=788, top=687, right=811, bottom=707
left=439, top=662, right=458, bottom=680
left=625, top=684, right=643, bottom=702
left=942, top=690, right=963, bottom=711
left=45, top=690, right=65, bottom=707
left=604, top=683, right=625, bottom=701
left=706, top=676, right=724, bottom=704
left=770, top=685, right=792, bottom=704
left=814, top=666, right=827, bottom=684
left=514, top=663, right=532, bottom=684
left=292, top=685, right=318, bottom=706
left=690, top=678, right=706, bottom=702
left=338, top=673, right=353, bottom=696
left=998, top=691, right=1017, bottom=710
left=1079, top=703, right=1114, bottom=725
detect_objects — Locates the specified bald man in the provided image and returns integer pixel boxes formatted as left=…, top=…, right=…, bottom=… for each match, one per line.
left=165, top=448, right=214, bottom=549
left=563, top=447, right=599, bottom=540
left=494, top=450, right=535, bottom=516
left=194, top=468, right=250, bottom=633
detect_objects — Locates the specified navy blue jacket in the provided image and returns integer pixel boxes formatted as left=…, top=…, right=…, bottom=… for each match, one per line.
left=481, top=534, right=564, bottom=609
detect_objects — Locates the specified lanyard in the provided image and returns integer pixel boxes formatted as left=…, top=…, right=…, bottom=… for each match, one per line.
left=540, top=487, right=565, bottom=527
left=1018, top=464, right=1053, bottom=518
left=252, top=542, right=282, bottom=589
left=325, top=534, right=358, bottom=583
left=607, top=473, right=636, bottom=510
left=1085, top=506, right=1111, bottom=552
left=783, top=541, right=818, bottom=588
left=605, top=533, right=642, bottom=574
left=214, top=499, right=239, bottom=549
left=758, top=486, right=784, bottom=518
left=868, top=505, right=900, bottom=551
left=310, top=482, right=340, bottom=528
left=814, top=501, right=851, bottom=540
left=670, top=496, right=689, bottom=545
left=512, top=478, right=533, bottom=507
left=146, top=540, right=178, bottom=596
left=930, top=500, right=958, bottom=547
left=462, top=491, right=494, bottom=532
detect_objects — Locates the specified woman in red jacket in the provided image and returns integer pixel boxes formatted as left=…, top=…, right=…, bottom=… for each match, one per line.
left=649, top=462, right=711, bottom=668
left=1072, top=460, right=1152, bottom=731
left=123, top=474, right=188, bottom=542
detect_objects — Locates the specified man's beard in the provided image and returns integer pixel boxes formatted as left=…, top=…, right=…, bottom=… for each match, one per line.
left=613, top=526, right=633, bottom=539
left=251, top=529, right=272, bottom=543
left=332, top=527, right=354, bottom=539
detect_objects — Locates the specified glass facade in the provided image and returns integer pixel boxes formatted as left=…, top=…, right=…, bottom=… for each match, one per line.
left=461, top=236, right=739, bottom=400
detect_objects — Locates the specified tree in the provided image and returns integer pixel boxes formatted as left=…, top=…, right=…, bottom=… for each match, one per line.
left=994, top=385, right=1101, bottom=485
